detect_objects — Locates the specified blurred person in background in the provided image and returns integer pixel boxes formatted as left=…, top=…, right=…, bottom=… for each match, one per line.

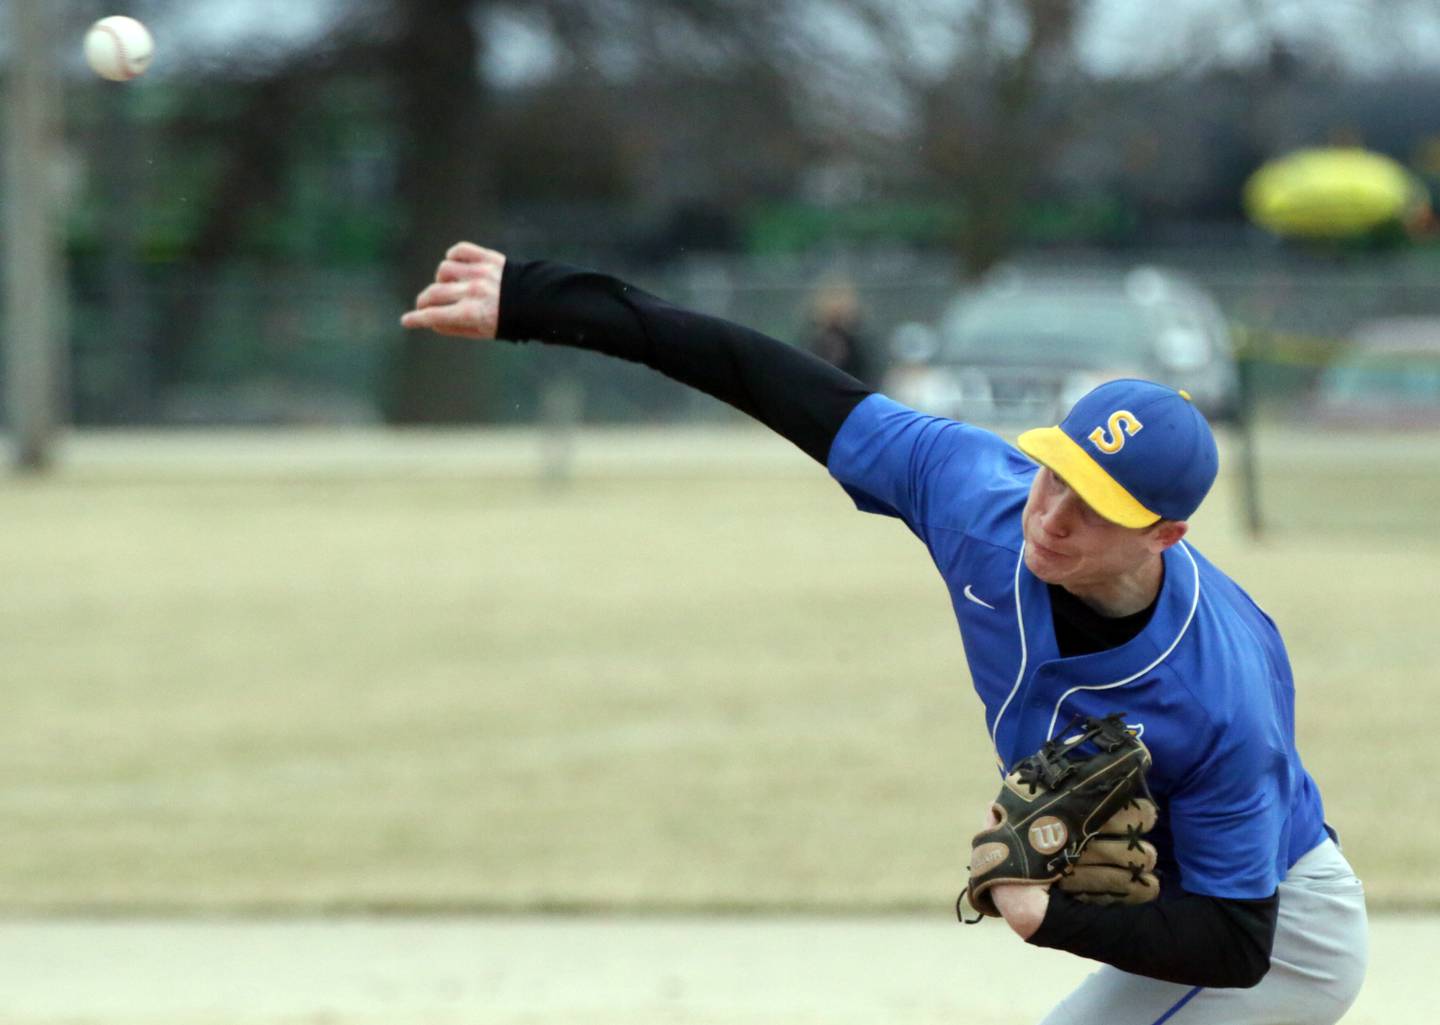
left=803, top=276, right=877, bottom=386
left=401, top=243, right=1367, bottom=1025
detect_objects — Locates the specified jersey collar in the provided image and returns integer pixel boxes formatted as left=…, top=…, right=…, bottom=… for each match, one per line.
left=1021, top=541, right=1201, bottom=735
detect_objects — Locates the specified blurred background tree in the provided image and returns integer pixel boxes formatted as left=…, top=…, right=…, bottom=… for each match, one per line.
left=19, top=0, right=1440, bottom=425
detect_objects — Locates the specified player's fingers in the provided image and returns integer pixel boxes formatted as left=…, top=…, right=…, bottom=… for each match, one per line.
left=414, top=281, right=462, bottom=309
left=436, top=259, right=486, bottom=283
left=401, top=309, right=470, bottom=336
left=414, top=280, right=452, bottom=308
left=430, top=268, right=501, bottom=303
left=400, top=307, right=443, bottom=331
left=400, top=304, right=474, bottom=336
left=446, top=241, right=503, bottom=263
left=401, top=296, right=499, bottom=339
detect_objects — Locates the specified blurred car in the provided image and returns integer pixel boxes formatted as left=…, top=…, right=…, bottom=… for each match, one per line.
left=1311, top=317, right=1440, bottom=426
left=882, top=266, right=1240, bottom=426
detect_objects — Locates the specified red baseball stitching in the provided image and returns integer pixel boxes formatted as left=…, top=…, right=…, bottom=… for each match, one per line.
left=96, top=22, right=137, bottom=80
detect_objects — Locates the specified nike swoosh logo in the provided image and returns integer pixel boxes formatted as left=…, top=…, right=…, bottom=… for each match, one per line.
left=963, top=585, right=996, bottom=610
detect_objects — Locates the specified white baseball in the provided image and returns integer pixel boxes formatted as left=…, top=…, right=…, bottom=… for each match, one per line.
left=84, top=16, right=154, bottom=82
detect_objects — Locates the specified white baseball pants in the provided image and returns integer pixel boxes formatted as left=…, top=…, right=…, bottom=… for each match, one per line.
left=1037, top=838, right=1367, bottom=1025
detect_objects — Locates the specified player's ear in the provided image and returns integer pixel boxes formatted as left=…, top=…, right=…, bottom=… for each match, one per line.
left=1146, top=519, right=1188, bottom=552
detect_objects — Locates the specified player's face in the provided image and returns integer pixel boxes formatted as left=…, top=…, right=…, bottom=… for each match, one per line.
left=1021, top=467, right=1172, bottom=591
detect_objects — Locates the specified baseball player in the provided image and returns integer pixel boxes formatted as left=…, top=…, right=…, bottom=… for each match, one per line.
left=402, top=244, right=1368, bottom=1024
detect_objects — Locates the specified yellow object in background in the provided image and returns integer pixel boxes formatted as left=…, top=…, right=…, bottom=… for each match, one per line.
left=1244, top=147, right=1429, bottom=238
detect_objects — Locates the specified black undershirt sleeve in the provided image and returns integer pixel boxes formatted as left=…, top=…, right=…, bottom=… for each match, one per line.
left=496, top=258, right=874, bottom=465
left=1031, top=888, right=1279, bottom=989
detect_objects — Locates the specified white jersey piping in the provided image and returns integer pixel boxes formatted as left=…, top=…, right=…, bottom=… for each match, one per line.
left=987, top=540, right=1203, bottom=762
left=1044, top=540, right=1202, bottom=739
left=987, top=546, right=1032, bottom=762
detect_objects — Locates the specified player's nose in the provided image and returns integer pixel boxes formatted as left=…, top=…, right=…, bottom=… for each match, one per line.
left=1037, top=500, right=1068, bottom=536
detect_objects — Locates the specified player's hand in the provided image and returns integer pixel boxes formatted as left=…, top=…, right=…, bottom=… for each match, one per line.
left=400, top=242, right=505, bottom=339
left=978, top=803, right=1050, bottom=939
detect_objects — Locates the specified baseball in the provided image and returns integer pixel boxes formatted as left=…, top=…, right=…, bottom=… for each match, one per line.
left=84, top=16, right=154, bottom=82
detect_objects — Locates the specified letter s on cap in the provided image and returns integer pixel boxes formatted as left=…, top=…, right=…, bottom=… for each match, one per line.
left=1088, top=410, right=1143, bottom=454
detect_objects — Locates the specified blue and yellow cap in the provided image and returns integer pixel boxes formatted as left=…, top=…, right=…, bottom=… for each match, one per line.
left=1017, top=379, right=1219, bottom=528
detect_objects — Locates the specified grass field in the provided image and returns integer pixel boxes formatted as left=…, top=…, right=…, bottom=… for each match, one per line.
left=1, top=423, right=1437, bottom=914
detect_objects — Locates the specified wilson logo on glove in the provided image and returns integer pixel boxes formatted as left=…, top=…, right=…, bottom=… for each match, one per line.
left=1028, top=818, right=1069, bottom=855
left=971, top=843, right=1010, bottom=872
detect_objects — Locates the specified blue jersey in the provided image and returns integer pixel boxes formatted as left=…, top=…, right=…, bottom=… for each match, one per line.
left=828, top=394, right=1329, bottom=900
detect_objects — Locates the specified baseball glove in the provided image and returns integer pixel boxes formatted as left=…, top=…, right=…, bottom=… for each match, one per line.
left=959, top=713, right=1159, bottom=922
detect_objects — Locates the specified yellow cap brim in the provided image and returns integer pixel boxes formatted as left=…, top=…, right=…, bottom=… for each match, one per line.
left=1016, top=427, right=1160, bottom=528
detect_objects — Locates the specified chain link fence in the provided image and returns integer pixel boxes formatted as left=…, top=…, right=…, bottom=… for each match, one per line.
left=39, top=245, right=1440, bottom=427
